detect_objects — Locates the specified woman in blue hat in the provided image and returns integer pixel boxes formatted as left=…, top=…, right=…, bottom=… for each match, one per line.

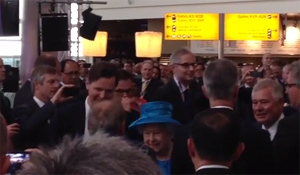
left=129, top=101, right=181, bottom=175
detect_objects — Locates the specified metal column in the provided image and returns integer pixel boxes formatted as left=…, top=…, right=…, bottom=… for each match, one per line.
left=20, top=0, right=39, bottom=83
left=218, top=13, right=225, bottom=59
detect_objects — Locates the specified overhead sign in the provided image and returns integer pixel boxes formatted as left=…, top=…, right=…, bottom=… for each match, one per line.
left=164, top=13, right=219, bottom=40
left=225, top=14, right=280, bottom=41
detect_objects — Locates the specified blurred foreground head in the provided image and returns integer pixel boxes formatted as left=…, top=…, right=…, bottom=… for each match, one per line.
left=19, top=131, right=162, bottom=175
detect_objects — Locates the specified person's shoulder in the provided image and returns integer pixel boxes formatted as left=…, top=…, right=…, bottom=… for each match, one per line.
left=280, top=113, right=299, bottom=128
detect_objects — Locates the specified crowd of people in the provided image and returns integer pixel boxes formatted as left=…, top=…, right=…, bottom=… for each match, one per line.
left=0, top=49, right=299, bottom=175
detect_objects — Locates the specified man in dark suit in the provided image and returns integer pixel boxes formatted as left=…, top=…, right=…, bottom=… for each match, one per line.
left=151, top=48, right=209, bottom=124
left=188, top=110, right=244, bottom=174
left=51, top=62, right=120, bottom=143
left=272, top=60, right=300, bottom=174
left=237, top=63, right=257, bottom=122
left=13, top=65, right=72, bottom=150
left=252, top=78, right=299, bottom=174
left=13, top=54, right=60, bottom=109
left=0, top=58, right=12, bottom=124
left=285, top=60, right=300, bottom=113
left=171, top=59, right=273, bottom=175
left=135, top=60, right=163, bottom=102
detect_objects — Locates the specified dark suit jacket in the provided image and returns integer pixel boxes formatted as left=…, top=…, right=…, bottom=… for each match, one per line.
left=171, top=108, right=274, bottom=175
left=272, top=113, right=299, bottom=174
left=237, top=86, right=256, bottom=122
left=195, top=168, right=232, bottom=175
left=0, top=91, right=12, bottom=124
left=135, top=78, right=163, bottom=102
left=13, top=80, right=32, bottom=109
left=51, top=99, right=142, bottom=143
left=13, top=99, right=56, bottom=150
left=151, top=78, right=209, bottom=124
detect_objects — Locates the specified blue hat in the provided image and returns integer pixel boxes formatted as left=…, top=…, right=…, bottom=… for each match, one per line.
left=129, top=101, right=181, bottom=129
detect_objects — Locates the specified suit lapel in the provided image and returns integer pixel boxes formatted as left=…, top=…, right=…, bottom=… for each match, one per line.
left=169, top=78, right=184, bottom=102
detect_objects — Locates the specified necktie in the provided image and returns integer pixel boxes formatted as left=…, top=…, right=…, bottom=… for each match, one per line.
left=140, top=81, right=149, bottom=98
left=183, top=89, right=193, bottom=120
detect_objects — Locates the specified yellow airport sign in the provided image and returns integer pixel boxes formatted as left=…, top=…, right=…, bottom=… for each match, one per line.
left=225, top=14, right=280, bottom=41
left=164, top=13, right=219, bottom=40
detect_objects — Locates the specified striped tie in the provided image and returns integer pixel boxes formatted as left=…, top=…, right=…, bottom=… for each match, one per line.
left=140, top=80, right=149, bottom=98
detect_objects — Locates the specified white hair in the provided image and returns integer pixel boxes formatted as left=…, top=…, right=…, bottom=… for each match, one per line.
left=19, top=130, right=162, bottom=175
left=203, top=59, right=239, bottom=100
left=289, top=61, right=300, bottom=85
left=252, top=78, right=284, bottom=100
left=170, top=47, right=193, bottom=64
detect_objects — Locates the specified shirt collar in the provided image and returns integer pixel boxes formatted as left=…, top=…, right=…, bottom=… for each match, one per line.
left=85, top=96, right=91, bottom=119
left=196, top=165, right=229, bottom=171
left=142, top=78, right=151, bottom=83
left=211, top=106, right=233, bottom=110
left=262, top=113, right=284, bottom=141
left=33, top=96, right=45, bottom=108
left=83, top=97, right=91, bottom=141
left=173, top=76, right=188, bottom=93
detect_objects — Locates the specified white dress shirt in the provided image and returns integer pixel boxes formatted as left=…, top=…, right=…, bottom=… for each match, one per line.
left=173, top=76, right=189, bottom=101
left=83, top=97, right=91, bottom=141
left=211, top=106, right=233, bottom=110
left=196, top=164, right=229, bottom=171
left=262, top=114, right=284, bottom=141
left=33, top=96, right=45, bottom=108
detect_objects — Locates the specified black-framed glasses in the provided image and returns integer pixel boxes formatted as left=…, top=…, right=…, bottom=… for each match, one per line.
left=175, top=63, right=196, bottom=69
left=115, top=88, right=134, bottom=95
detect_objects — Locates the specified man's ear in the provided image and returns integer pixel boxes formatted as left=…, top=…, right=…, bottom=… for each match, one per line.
left=233, top=142, right=245, bottom=161
left=187, top=138, right=196, bottom=158
left=202, top=86, right=208, bottom=98
left=86, top=80, right=90, bottom=90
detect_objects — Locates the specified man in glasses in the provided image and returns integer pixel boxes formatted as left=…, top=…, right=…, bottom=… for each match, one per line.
left=286, top=60, right=300, bottom=112
left=152, top=48, right=209, bottom=125
left=115, top=69, right=142, bottom=142
left=60, top=59, right=80, bottom=88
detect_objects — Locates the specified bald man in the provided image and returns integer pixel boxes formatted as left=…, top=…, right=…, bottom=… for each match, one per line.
left=258, top=53, right=272, bottom=72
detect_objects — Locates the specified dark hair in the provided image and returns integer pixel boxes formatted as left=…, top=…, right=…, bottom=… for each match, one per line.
left=118, top=69, right=133, bottom=82
left=30, top=65, right=58, bottom=92
left=190, top=110, right=240, bottom=162
left=60, top=59, right=78, bottom=73
left=271, top=59, right=285, bottom=69
left=34, top=55, right=57, bottom=68
left=124, top=60, right=134, bottom=66
left=195, top=62, right=205, bottom=70
left=88, top=61, right=119, bottom=85
left=153, top=66, right=161, bottom=79
left=77, top=60, right=86, bottom=64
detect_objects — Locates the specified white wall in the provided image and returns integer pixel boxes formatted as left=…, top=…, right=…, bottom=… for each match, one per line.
left=92, top=0, right=300, bottom=20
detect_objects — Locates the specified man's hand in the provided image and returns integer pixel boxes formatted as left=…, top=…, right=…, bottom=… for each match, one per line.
left=7, top=123, right=19, bottom=138
left=51, top=84, right=74, bottom=104
left=122, top=97, right=133, bottom=112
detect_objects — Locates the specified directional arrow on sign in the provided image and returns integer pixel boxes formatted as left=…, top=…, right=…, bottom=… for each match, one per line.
left=166, top=35, right=171, bottom=38
left=166, top=15, right=171, bottom=18
left=166, top=26, right=172, bottom=28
